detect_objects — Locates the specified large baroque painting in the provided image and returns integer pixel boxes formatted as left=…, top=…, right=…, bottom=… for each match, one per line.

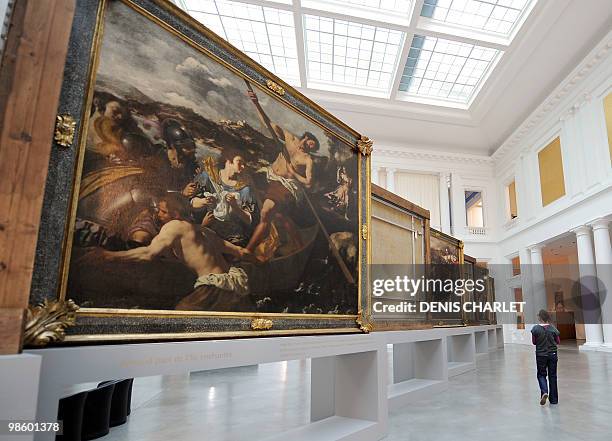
left=31, top=0, right=367, bottom=342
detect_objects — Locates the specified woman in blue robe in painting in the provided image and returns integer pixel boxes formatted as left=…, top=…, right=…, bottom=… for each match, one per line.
left=190, top=148, right=258, bottom=248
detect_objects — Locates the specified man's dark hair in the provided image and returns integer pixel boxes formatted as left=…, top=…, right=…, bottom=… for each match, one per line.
left=301, top=131, right=320, bottom=151
left=538, top=309, right=551, bottom=323
left=219, top=147, right=243, bottom=167
left=159, top=193, right=191, bottom=220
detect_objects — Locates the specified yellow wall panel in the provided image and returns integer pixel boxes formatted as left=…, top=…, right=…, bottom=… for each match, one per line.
left=508, top=180, right=518, bottom=218
left=538, top=137, right=566, bottom=206
left=604, top=92, right=612, bottom=164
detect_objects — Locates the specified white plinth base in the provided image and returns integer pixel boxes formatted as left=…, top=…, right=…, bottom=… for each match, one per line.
left=0, top=353, right=42, bottom=441
left=28, top=333, right=388, bottom=441
left=21, top=324, right=504, bottom=441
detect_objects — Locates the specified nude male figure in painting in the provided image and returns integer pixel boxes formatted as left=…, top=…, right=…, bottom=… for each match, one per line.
left=245, top=89, right=320, bottom=254
left=104, top=218, right=255, bottom=311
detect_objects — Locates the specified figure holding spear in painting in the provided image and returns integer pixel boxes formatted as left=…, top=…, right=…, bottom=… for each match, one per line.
left=244, top=81, right=355, bottom=285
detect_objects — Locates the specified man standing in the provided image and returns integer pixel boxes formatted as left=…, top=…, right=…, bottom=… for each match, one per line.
left=531, top=309, right=561, bottom=405
left=245, top=90, right=319, bottom=254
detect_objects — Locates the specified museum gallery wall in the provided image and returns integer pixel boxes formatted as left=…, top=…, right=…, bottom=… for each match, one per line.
left=28, top=0, right=372, bottom=344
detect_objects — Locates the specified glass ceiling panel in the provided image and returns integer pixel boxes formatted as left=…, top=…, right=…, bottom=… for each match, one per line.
left=304, top=14, right=404, bottom=92
left=398, top=34, right=500, bottom=103
left=181, top=0, right=300, bottom=83
left=421, top=0, right=534, bottom=36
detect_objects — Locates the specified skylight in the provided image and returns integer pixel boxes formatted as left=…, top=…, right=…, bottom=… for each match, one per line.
left=421, top=0, right=535, bottom=37
left=304, top=15, right=403, bottom=94
left=181, top=0, right=300, bottom=84
left=398, top=35, right=500, bottom=103
left=175, top=0, right=539, bottom=108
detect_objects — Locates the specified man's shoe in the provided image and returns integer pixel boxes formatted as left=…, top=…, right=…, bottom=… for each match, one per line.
left=540, top=393, right=548, bottom=405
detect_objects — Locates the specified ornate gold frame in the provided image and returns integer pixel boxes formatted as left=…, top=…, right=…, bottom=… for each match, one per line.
left=35, top=0, right=372, bottom=344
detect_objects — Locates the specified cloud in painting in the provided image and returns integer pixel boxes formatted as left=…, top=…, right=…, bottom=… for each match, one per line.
left=96, top=0, right=336, bottom=157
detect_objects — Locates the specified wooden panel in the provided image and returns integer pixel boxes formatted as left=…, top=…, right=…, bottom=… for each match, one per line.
left=538, top=137, right=566, bottom=206
left=0, top=309, right=25, bottom=354
left=0, top=0, right=76, bottom=354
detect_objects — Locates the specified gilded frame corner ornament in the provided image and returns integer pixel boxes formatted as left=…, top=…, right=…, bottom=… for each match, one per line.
left=356, top=311, right=373, bottom=333
left=24, top=299, right=79, bottom=347
left=265, top=79, right=285, bottom=96
left=251, top=318, right=273, bottom=330
left=356, top=136, right=373, bottom=156
left=54, top=114, right=77, bottom=148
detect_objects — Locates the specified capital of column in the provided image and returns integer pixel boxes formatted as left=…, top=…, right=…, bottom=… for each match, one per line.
left=571, top=225, right=592, bottom=237
left=588, top=217, right=611, bottom=232
left=527, top=244, right=544, bottom=254
left=385, top=168, right=396, bottom=192
left=439, top=172, right=451, bottom=188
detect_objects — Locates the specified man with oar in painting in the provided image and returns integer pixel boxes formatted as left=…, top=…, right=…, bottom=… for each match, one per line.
left=244, top=81, right=355, bottom=285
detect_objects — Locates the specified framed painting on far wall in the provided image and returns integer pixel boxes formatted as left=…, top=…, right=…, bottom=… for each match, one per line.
left=28, top=0, right=371, bottom=345
left=367, top=184, right=431, bottom=330
left=429, top=228, right=464, bottom=326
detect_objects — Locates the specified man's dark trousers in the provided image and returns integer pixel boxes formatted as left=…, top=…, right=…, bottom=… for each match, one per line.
left=536, top=352, right=558, bottom=403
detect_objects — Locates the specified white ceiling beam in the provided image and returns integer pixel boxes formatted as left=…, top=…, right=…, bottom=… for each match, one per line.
left=292, top=0, right=308, bottom=88
left=415, top=19, right=509, bottom=51
left=222, top=0, right=294, bottom=11
left=389, top=0, right=424, bottom=101
left=300, top=6, right=411, bottom=32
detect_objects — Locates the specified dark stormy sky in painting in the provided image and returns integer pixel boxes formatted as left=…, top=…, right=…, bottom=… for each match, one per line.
left=96, top=0, right=339, bottom=157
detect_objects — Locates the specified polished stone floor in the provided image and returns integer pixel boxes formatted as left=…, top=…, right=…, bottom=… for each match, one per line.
left=105, top=344, right=612, bottom=441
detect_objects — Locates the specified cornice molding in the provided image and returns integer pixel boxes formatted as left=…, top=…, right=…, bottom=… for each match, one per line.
left=491, top=32, right=612, bottom=164
left=374, top=147, right=494, bottom=166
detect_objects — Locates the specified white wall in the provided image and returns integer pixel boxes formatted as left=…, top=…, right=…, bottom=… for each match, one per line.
left=372, top=145, right=500, bottom=263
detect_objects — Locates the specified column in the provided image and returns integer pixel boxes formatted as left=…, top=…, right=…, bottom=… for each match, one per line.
left=439, top=172, right=451, bottom=234
left=590, top=218, right=612, bottom=351
left=518, top=247, right=535, bottom=330
left=573, top=225, right=604, bottom=351
left=529, top=245, right=547, bottom=318
left=386, top=168, right=396, bottom=194
left=371, top=165, right=380, bottom=186
left=449, top=173, right=463, bottom=236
